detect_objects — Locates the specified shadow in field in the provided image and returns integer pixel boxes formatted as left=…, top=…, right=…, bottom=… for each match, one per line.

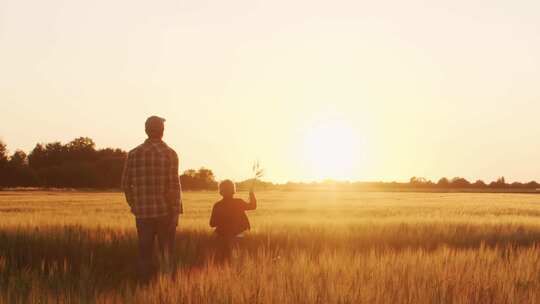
left=0, top=227, right=221, bottom=296
left=1, top=225, right=540, bottom=296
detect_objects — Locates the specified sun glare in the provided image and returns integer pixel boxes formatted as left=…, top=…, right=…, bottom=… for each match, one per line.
left=303, top=120, right=363, bottom=181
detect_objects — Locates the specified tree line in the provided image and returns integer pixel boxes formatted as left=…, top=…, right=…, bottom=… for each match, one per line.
left=279, top=176, right=539, bottom=192
left=407, top=176, right=539, bottom=190
left=0, top=137, right=218, bottom=190
left=0, top=137, right=538, bottom=191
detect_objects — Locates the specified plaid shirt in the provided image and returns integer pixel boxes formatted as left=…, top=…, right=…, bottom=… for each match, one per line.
left=121, top=139, right=182, bottom=218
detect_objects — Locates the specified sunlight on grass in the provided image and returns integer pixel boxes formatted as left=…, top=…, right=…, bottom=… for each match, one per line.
left=1, top=191, right=540, bottom=303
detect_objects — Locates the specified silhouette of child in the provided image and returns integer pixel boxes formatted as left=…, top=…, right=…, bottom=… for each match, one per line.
left=209, top=180, right=257, bottom=262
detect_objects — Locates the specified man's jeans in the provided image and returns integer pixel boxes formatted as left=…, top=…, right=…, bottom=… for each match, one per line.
left=135, top=213, right=179, bottom=281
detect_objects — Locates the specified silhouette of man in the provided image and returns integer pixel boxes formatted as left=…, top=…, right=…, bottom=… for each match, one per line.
left=121, top=116, right=182, bottom=282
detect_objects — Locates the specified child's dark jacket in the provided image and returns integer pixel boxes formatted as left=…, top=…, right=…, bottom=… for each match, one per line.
left=210, top=198, right=254, bottom=238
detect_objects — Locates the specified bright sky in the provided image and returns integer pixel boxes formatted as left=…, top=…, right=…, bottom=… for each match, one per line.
left=1, top=0, right=539, bottom=183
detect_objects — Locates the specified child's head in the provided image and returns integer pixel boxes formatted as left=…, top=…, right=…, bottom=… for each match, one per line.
left=219, top=179, right=236, bottom=198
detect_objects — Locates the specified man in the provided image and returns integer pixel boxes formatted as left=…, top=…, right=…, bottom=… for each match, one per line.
left=121, top=116, right=182, bottom=282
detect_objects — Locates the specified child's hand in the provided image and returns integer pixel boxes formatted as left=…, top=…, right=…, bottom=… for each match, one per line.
left=247, top=189, right=257, bottom=210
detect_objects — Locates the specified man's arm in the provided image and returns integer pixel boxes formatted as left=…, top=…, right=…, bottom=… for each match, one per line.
left=209, top=205, right=217, bottom=227
left=167, top=151, right=182, bottom=213
left=121, top=152, right=133, bottom=206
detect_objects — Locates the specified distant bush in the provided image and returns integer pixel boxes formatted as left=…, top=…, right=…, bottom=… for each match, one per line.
left=180, top=168, right=218, bottom=191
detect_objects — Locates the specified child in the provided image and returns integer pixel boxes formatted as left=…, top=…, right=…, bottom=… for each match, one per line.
left=209, top=179, right=257, bottom=262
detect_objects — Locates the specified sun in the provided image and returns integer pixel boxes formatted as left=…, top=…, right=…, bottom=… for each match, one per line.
left=303, top=120, right=363, bottom=181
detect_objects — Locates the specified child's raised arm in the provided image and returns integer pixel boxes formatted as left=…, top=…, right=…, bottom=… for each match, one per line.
left=245, top=190, right=257, bottom=210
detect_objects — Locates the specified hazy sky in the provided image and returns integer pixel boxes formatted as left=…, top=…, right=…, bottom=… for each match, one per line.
left=1, top=0, right=539, bottom=183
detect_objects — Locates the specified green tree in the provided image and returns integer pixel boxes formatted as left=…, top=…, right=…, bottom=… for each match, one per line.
left=526, top=181, right=539, bottom=189
left=67, top=137, right=96, bottom=162
left=0, top=141, right=8, bottom=186
left=180, top=168, right=217, bottom=190
left=0, top=141, right=7, bottom=163
left=7, top=150, right=37, bottom=187
left=9, top=150, right=27, bottom=167
left=410, top=176, right=432, bottom=187
left=473, top=180, right=487, bottom=188
left=437, top=177, right=450, bottom=188
left=490, top=176, right=507, bottom=188
left=450, top=177, right=470, bottom=188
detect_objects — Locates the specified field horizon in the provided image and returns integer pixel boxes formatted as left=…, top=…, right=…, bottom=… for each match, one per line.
left=2, top=186, right=540, bottom=195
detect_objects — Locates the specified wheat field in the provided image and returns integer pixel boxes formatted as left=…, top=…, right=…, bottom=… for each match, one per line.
left=1, top=190, right=540, bottom=303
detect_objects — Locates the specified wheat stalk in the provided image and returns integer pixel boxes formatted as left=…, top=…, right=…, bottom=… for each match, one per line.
left=251, top=160, right=265, bottom=190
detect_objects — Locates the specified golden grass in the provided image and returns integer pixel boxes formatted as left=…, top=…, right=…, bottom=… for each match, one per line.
left=0, top=191, right=540, bottom=303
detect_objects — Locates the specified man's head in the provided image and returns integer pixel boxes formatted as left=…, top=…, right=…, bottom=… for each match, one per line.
left=145, top=116, right=166, bottom=139
left=219, top=179, right=236, bottom=199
